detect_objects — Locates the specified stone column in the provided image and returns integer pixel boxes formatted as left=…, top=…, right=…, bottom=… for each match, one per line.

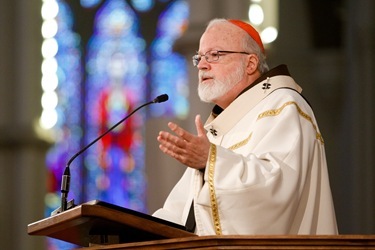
left=0, top=0, right=49, bottom=249
left=337, top=0, right=375, bottom=233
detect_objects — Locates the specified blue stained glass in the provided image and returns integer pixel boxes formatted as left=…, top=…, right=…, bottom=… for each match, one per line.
left=84, top=0, right=148, bottom=212
left=80, top=0, right=102, bottom=8
left=131, top=0, right=155, bottom=12
left=45, top=1, right=83, bottom=249
left=150, top=0, right=190, bottom=118
left=45, top=0, right=83, bottom=215
left=45, top=1, right=190, bottom=248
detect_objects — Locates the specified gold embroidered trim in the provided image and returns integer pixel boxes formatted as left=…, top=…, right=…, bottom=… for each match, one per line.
left=208, top=144, right=222, bottom=235
left=228, top=133, right=253, bottom=150
left=257, top=101, right=324, bottom=144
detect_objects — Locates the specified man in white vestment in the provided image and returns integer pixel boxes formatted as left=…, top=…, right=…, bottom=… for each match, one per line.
left=153, top=18, right=338, bottom=235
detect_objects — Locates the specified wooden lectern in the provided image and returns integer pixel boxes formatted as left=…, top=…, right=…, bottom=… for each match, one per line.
left=27, top=200, right=195, bottom=247
left=28, top=200, right=375, bottom=249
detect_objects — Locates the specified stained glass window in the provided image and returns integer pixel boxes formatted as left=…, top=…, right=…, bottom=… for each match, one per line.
left=44, top=0, right=83, bottom=215
left=42, top=0, right=189, bottom=248
left=84, top=0, right=148, bottom=211
left=150, top=0, right=189, bottom=118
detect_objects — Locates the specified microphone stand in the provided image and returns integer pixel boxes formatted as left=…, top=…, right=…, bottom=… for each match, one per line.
left=51, top=94, right=169, bottom=215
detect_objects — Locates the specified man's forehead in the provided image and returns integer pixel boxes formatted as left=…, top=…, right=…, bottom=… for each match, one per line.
left=199, top=25, right=242, bottom=51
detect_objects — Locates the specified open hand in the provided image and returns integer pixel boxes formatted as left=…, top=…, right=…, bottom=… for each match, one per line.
left=157, top=114, right=210, bottom=170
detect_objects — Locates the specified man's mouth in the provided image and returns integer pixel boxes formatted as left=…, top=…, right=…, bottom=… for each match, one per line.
left=200, top=74, right=213, bottom=83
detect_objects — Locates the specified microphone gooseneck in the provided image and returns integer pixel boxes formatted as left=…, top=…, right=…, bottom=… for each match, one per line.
left=58, top=94, right=169, bottom=214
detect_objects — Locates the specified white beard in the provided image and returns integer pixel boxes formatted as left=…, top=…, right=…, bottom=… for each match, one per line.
left=198, top=64, right=246, bottom=103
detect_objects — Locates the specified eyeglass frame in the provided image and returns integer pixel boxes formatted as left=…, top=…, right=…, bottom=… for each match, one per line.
left=192, top=50, right=250, bottom=67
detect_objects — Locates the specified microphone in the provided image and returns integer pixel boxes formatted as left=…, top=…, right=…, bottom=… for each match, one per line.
left=52, top=94, right=169, bottom=215
left=153, top=94, right=168, bottom=103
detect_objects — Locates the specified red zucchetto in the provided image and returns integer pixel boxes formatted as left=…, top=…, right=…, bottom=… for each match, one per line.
left=228, top=19, right=265, bottom=54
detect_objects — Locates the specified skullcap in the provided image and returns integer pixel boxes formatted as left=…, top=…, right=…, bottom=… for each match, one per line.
left=228, top=19, right=265, bottom=54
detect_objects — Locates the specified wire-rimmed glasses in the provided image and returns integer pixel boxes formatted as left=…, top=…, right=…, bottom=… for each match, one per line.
left=192, top=50, right=250, bottom=67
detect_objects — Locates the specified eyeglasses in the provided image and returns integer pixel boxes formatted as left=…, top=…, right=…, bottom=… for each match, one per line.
left=192, top=50, right=250, bottom=67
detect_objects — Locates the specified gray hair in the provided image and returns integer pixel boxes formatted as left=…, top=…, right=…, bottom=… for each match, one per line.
left=206, top=18, right=269, bottom=74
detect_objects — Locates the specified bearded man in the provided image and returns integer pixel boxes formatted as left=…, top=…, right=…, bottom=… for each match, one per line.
left=153, top=18, right=338, bottom=235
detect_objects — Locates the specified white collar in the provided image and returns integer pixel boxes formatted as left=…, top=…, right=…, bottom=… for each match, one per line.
left=204, top=75, right=302, bottom=137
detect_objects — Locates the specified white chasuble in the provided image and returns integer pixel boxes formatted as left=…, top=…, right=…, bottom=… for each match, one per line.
left=153, top=67, right=338, bottom=235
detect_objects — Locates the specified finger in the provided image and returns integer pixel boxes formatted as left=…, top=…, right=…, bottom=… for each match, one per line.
left=158, top=131, right=180, bottom=147
left=168, top=122, right=195, bottom=142
left=159, top=142, right=189, bottom=162
left=158, top=131, right=187, bottom=152
left=159, top=144, right=178, bottom=160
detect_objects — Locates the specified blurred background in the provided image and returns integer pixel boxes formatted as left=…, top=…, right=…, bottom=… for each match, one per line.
left=0, top=0, right=374, bottom=249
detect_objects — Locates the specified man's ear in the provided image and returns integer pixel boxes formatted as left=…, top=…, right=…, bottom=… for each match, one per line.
left=246, top=54, right=259, bottom=74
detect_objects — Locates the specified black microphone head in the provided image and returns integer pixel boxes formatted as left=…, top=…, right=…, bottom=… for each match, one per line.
left=153, top=94, right=169, bottom=103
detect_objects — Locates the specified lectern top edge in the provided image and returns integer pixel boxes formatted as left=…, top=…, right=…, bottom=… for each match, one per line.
left=27, top=200, right=195, bottom=247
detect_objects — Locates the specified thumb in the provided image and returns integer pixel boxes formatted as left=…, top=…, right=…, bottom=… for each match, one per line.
left=195, top=114, right=206, bottom=136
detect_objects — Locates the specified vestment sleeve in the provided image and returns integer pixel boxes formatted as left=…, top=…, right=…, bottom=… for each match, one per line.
left=152, top=168, right=199, bottom=226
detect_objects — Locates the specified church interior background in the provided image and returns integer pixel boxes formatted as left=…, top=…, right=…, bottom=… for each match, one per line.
left=0, top=0, right=374, bottom=249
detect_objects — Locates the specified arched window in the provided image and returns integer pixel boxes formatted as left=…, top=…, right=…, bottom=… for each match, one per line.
left=41, top=0, right=189, bottom=248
